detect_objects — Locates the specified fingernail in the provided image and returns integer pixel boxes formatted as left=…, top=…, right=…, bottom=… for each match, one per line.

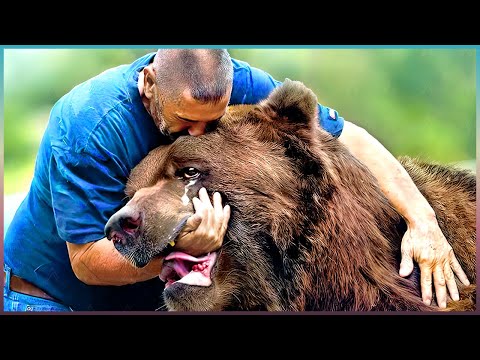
left=440, top=301, right=447, bottom=308
left=423, top=299, right=431, bottom=306
left=452, top=293, right=459, bottom=301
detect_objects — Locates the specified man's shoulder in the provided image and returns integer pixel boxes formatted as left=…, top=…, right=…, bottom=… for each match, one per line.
left=230, top=58, right=255, bottom=101
left=49, top=75, right=127, bottom=151
left=49, top=54, right=155, bottom=151
left=230, top=56, right=281, bottom=105
left=231, top=57, right=251, bottom=70
left=57, top=51, right=155, bottom=117
left=231, top=57, right=256, bottom=81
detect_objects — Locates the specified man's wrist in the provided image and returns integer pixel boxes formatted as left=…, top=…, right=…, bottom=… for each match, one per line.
left=403, top=206, right=437, bottom=228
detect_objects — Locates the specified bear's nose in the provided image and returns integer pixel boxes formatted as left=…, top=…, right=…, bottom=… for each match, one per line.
left=105, top=208, right=143, bottom=245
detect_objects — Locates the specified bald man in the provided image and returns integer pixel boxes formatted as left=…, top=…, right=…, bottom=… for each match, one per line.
left=4, top=49, right=468, bottom=311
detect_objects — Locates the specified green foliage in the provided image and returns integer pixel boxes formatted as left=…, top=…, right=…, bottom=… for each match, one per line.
left=4, top=48, right=476, bottom=194
left=4, top=49, right=154, bottom=193
left=228, top=49, right=475, bottom=162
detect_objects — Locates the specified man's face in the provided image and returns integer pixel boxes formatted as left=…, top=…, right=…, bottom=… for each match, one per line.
left=154, top=88, right=231, bottom=137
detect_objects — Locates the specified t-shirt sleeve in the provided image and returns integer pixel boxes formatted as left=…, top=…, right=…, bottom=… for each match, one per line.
left=230, top=58, right=345, bottom=138
left=50, top=142, right=128, bottom=244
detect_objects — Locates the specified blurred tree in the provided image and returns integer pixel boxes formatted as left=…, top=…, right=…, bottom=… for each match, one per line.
left=229, top=49, right=475, bottom=163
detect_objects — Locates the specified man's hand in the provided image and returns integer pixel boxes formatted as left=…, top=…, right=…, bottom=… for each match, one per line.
left=339, top=121, right=470, bottom=309
left=399, top=218, right=470, bottom=308
left=175, top=187, right=231, bottom=257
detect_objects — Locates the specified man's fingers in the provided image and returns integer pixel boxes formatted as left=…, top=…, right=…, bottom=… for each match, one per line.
left=444, top=262, right=459, bottom=301
left=222, top=205, right=231, bottom=233
left=433, top=266, right=447, bottom=308
left=198, top=187, right=212, bottom=208
left=419, top=264, right=433, bottom=306
left=213, top=192, right=224, bottom=220
left=183, top=210, right=202, bottom=233
left=399, top=248, right=414, bottom=277
left=450, top=255, right=470, bottom=286
left=185, top=213, right=202, bottom=231
left=192, top=196, right=203, bottom=212
left=174, top=189, right=230, bottom=256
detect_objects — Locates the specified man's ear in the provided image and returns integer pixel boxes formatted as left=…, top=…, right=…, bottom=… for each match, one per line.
left=143, top=65, right=156, bottom=100
left=259, top=79, right=319, bottom=129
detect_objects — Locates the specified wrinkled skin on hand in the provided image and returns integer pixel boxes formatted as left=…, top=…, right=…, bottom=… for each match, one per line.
left=175, top=188, right=231, bottom=257
left=399, top=219, right=470, bottom=308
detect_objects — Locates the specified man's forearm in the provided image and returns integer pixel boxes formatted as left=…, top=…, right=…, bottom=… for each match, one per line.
left=338, top=120, right=436, bottom=225
left=67, top=238, right=163, bottom=286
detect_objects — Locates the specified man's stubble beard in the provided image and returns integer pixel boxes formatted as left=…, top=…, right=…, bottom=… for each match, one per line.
left=152, top=95, right=219, bottom=141
left=154, top=102, right=189, bottom=141
left=151, top=96, right=190, bottom=141
left=151, top=97, right=171, bottom=137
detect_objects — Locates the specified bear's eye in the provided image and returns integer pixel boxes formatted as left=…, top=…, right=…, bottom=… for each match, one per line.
left=176, top=167, right=201, bottom=180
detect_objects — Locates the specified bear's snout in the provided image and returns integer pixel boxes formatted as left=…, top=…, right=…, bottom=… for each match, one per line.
left=105, top=206, right=143, bottom=247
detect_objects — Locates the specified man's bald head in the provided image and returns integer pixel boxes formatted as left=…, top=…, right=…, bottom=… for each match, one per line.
left=153, top=49, right=233, bottom=104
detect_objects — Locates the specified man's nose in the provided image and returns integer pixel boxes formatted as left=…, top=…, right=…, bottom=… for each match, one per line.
left=188, top=122, right=207, bottom=136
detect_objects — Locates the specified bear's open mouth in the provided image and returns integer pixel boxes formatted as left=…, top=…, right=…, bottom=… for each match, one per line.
left=159, top=251, right=218, bottom=288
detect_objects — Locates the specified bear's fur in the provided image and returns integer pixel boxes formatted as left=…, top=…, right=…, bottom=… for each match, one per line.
left=105, top=80, right=476, bottom=311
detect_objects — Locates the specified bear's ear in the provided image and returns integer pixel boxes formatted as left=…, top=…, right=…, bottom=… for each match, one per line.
left=260, top=79, right=318, bottom=129
left=125, top=146, right=170, bottom=197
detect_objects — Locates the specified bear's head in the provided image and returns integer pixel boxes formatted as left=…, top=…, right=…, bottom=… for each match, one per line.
left=104, top=80, right=438, bottom=311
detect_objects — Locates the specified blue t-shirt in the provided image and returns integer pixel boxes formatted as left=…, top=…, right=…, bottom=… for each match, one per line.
left=4, top=52, right=345, bottom=310
left=230, top=58, right=344, bottom=137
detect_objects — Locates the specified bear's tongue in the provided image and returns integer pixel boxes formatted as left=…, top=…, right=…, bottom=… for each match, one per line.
left=159, top=251, right=217, bottom=288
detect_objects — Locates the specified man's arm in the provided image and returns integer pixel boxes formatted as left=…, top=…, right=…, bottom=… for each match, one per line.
left=67, top=238, right=162, bottom=286
left=338, top=120, right=470, bottom=308
left=67, top=188, right=230, bottom=286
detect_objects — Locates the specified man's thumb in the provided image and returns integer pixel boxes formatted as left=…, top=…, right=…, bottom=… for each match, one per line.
left=183, top=213, right=202, bottom=232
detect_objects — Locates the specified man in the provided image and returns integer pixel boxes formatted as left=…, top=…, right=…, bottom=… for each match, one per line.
left=4, top=49, right=469, bottom=311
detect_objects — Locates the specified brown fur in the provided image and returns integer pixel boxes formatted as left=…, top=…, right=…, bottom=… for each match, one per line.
left=107, top=79, right=476, bottom=311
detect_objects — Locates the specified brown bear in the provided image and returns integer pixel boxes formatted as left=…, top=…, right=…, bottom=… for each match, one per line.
left=105, top=79, right=476, bottom=312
